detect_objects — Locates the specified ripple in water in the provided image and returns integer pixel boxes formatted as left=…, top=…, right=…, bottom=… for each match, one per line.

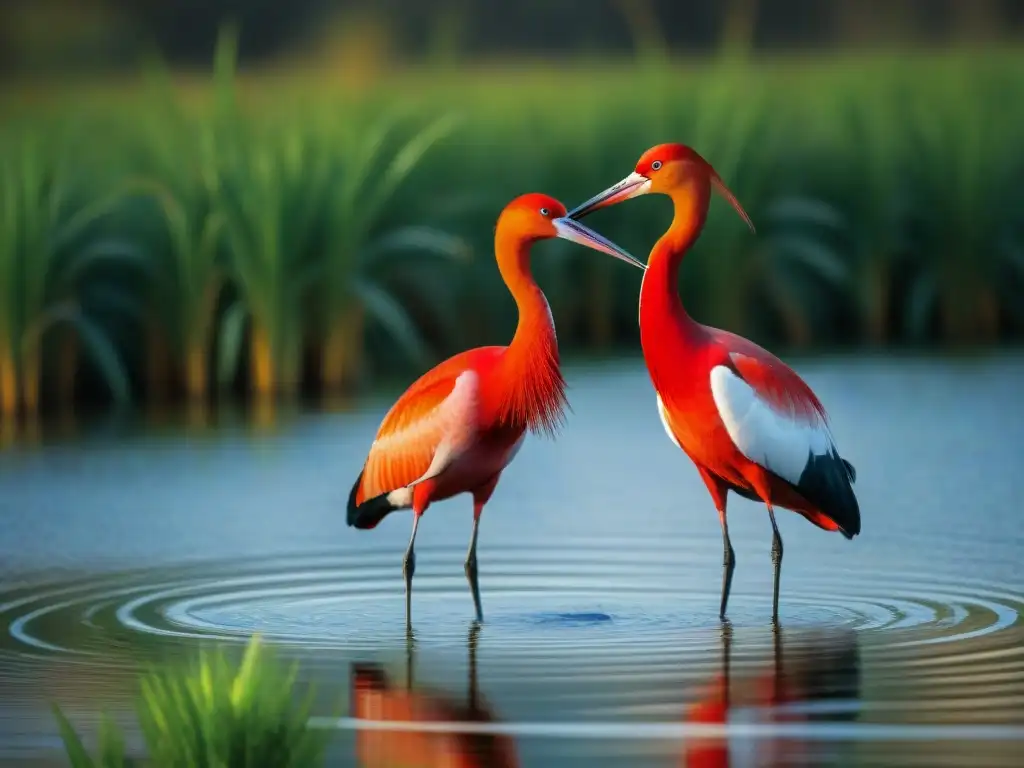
left=2, top=534, right=1024, bottom=764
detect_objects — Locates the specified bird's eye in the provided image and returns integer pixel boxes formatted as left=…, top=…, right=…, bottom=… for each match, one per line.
left=539, top=207, right=550, bottom=216
left=651, top=160, right=663, bottom=171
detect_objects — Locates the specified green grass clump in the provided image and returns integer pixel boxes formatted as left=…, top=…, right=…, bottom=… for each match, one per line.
left=4, top=36, right=1024, bottom=419
left=53, top=635, right=329, bottom=767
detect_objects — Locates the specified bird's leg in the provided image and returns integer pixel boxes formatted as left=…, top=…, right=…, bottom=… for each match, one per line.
left=720, top=515, right=736, bottom=620
left=403, top=511, right=422, bottom=628
left=768, top=505, right=784, bottom=624
left=466, top=476, right=498, bottom=623
left=465, top=502, right=484, bottom=623
left=698, top=469, right=734, bottom=621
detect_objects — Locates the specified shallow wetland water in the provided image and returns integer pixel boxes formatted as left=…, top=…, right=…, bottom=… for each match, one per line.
left=1, top=355, right=1023, bottom=766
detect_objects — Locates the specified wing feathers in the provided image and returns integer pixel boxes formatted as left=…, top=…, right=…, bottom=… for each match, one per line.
left=710, top=363, right=830, bottom=486
left=710, top=362, right=860, bottom=537
left=357, top=370, right=480, bottom=505
left=727, top=351, right=828, bottom=426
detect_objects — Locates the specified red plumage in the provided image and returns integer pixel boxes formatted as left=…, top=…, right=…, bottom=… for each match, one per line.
left=715, top=333, right=827, bottom=423
left=346, top=192, right=644, bottom=623
left=570, top=143, right=860, bottom=621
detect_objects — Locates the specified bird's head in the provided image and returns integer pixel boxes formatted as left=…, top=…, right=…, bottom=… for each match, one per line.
left=497, top=192, right=645, bottom=270
left=568, top=143, right=755, bottom=233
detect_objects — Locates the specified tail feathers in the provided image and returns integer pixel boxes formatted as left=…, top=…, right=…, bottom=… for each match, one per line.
left=347, top=471, right=402, bottom=530
left=797, top=450, right=861, bottom=540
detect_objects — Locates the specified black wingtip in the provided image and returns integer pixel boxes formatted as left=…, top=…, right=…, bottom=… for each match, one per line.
left=837, top=504, right=861, bottom=540
left=346, top=472, right=363, bottom=527
left=797, top=450, right=861, bottom=540
left=347, top=470, right=400, bottom=530
left=836, top=497, right=861, bottom=540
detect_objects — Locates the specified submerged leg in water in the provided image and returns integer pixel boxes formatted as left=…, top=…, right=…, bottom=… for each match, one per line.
left=466, top=476, right=500, bottom=623
left=403, top=511, right=422, bottom=627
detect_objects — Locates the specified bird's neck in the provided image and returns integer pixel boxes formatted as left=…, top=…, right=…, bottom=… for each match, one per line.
left=493, top=229, right=567, bottom=437
left=640, top=180, right=711, bottom=353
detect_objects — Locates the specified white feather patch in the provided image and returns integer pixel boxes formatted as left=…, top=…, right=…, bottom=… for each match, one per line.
left=655, top=393, right=681, bottom=449
left=709, top=364, right=831, bottom=486
left=386, top=487, right=413, bottom=507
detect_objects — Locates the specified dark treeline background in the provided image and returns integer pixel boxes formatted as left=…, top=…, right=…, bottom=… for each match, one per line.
left=2, top=0, right=1023, bottom=74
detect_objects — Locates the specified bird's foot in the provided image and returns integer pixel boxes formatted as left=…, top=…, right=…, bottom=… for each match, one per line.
left=718, top=600, right=732, bottom=621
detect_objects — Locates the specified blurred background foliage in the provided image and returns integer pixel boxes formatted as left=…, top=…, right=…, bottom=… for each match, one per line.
left=1, top=0, right=1023, bottom=421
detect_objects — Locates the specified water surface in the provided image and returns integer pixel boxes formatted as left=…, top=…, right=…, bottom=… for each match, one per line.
left=1, top=355, right=1023, bottom=766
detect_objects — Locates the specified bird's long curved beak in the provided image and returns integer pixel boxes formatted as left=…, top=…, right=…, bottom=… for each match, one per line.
left=567, top=172, right=651, bottom=220
left=569, top=169, right=756, bottom=234
left=553, top=217, right=646, bottom=270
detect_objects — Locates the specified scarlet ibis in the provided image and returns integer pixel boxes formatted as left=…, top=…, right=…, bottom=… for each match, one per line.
left=347, top=193, right=645, bottom=624
left=350, top=623, right=519, bottom=767
left=568, top=144, right=861, bottom=622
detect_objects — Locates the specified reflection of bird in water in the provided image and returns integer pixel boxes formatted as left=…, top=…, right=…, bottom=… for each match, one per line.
left=681, top=624, right=861, bottom=768
left=350, top=622, right=519, bottom=767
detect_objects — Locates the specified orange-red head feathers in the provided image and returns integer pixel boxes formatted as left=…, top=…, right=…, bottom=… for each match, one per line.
left=496, top=193, right=645, bottom=268
left=492, top=193, right=643, bottom=438
left=634, top=142, right=704, bottom=177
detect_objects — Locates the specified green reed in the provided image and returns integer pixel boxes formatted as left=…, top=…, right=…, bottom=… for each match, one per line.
left=53, top=635, right=329, bottom=767
left=4, top=41, right=1024, bottom=415
left=0, top=124, right=139, bottom=421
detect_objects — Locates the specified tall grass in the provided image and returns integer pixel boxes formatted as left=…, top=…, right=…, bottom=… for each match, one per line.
left=3, top=43, right=1024, bottom=416
left=307, top=107, right=467, bottom=394
left=115, top=30, right=242, bottom=406
left=0, top=127, right=139, bottom=421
